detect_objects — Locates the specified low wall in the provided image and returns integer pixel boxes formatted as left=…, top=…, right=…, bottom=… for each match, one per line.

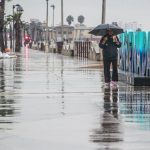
left=62, top=42, right=74, bottom=56
left=31, top=40, right=103, bottom=61
left=89, top=41, right=102, bottom=61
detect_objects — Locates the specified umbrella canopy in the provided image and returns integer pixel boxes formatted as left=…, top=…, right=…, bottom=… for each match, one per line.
left=89, top=24, right=124, bottom=36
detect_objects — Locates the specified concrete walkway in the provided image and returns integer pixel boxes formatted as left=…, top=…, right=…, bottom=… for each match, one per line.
left=0, top=47, right=150, bottom=150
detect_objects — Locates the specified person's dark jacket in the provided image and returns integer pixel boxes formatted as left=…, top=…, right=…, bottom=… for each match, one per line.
left=99, top=35, right=121, bottom=59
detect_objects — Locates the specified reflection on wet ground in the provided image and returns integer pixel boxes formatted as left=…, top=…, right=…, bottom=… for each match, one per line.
left=90, top=87, right=123, bottom=143
left=120, top=87, right=150, bottom=130
left=0, top=48, right=150, bottom=150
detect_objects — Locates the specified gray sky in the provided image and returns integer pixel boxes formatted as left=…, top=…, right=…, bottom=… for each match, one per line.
left=5, top=0, right=150, bottom=31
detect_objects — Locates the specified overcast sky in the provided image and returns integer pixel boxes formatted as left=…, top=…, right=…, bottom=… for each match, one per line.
left=5, top=0, right=150, bottom=31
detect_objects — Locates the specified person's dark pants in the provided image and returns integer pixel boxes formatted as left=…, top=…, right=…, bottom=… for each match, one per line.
left=103, top=58, right=118, bottom=83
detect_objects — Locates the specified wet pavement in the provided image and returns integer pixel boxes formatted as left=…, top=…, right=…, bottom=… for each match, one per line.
left=0, top=47, right=150, bottom=150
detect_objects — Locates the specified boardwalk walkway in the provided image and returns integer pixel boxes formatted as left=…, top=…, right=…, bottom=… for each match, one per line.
left=0, top=47, right=150, bottom=150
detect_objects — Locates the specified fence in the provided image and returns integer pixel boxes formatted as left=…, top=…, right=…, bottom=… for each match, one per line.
left=74, top=41, right=91, bottom=58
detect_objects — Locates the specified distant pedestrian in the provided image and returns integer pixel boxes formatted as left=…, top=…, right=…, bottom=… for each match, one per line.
left=99, top=29, right=121, bottom=88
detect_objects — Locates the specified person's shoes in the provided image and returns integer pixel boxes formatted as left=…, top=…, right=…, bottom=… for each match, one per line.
left=104, top=82, right=110, bottom=89
left=111, top=81, right=118, bottom=88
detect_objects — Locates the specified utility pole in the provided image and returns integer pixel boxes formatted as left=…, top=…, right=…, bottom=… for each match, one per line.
left=101, top=0, right=106, bottom=24
left=50, top=4, right=55, bottom=53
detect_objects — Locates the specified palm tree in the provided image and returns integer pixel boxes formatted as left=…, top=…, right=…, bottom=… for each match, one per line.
left=22, top=21, right=28, bottom=37
left=30, top=21, right=39, bottom=42
left=3, top=22, right=8, bottom=50
left=13, top=12, right=23, bottom=52
left=136, top=28, right=142, bottom=32
left=0, top=0, right=12, bottom=52
left=66, top=15, right=74, bottom=41
left=0, top=0, right=6, bottom=52
left=36, top=22, right=43, bottom=42
left=77, top=15, right=85, bottom=40
left=3, top=18, right=10, bottom=50
left=5, top=15, right=13, bottom=49
left=77, top=15, right=85, bottom=25
left=66, top=15, right=74, bottom=26
left=30, top=21, right=36, bottom=42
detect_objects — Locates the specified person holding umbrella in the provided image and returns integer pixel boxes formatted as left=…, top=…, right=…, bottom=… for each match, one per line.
left=89, top=24, right=123, bottom=88
left=99, top=29, right=122, bottom=88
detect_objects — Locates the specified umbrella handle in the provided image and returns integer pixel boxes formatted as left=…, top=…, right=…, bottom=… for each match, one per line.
left=113, top=36, right=120, bottom=43
left=115, top=36, right=120, bottom=42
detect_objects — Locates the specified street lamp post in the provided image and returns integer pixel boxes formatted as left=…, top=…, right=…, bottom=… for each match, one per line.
left=51, top=4, right=55, bottom=27
left=45, top=0, right=49, bottom=52
left=50, top=4, right=55, bottom=43
left=61, top=0, right=64, bottom=42
left=101, top=0, right=106, bottom=24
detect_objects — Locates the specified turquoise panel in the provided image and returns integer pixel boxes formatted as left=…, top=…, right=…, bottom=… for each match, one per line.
left=119, top=34, right=125, bottom=70
left=118, top=31, right=150, bottom=77
left=128, top=32, right=134, bottom=73
left=142, top=32, right=148, bottom=76
left=147, top=32, right=150, bottom=76
left=135, top=32, right=140, bottom=74
left=139, top=32, right=145, bottom=76
left=124, top=32, right=128, bottom=71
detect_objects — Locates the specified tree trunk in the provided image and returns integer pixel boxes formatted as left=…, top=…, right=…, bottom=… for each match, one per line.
left=4, top=26, right=7, bottom=49
left=34, top=27, right=37, bottom=42
left=67, top=26, right=69, bottom=42
left=39, top=31, right=42, bottom=41
left=15, top=21, right=21, bottom=52
left=10, top=24, right=12, bottom=49
left=0, top=0, right=5, bottom=52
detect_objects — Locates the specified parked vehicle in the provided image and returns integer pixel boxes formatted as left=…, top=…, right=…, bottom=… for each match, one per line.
left=24, top=35, right=32, bottom=47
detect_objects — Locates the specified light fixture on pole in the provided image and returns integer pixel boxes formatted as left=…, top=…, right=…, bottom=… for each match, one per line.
left=16, top=5, right=24, bottom=12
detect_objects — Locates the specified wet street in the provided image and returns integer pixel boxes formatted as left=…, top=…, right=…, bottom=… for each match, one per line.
left=0, top=47, right=150, bottom=150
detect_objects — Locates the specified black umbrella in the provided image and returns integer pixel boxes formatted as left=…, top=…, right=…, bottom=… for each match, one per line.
left=89, top=24, right=124, bottom=36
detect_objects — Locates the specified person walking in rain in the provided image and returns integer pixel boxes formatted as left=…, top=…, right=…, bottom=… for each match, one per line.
left=99, top=29, right=121, bottom=88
